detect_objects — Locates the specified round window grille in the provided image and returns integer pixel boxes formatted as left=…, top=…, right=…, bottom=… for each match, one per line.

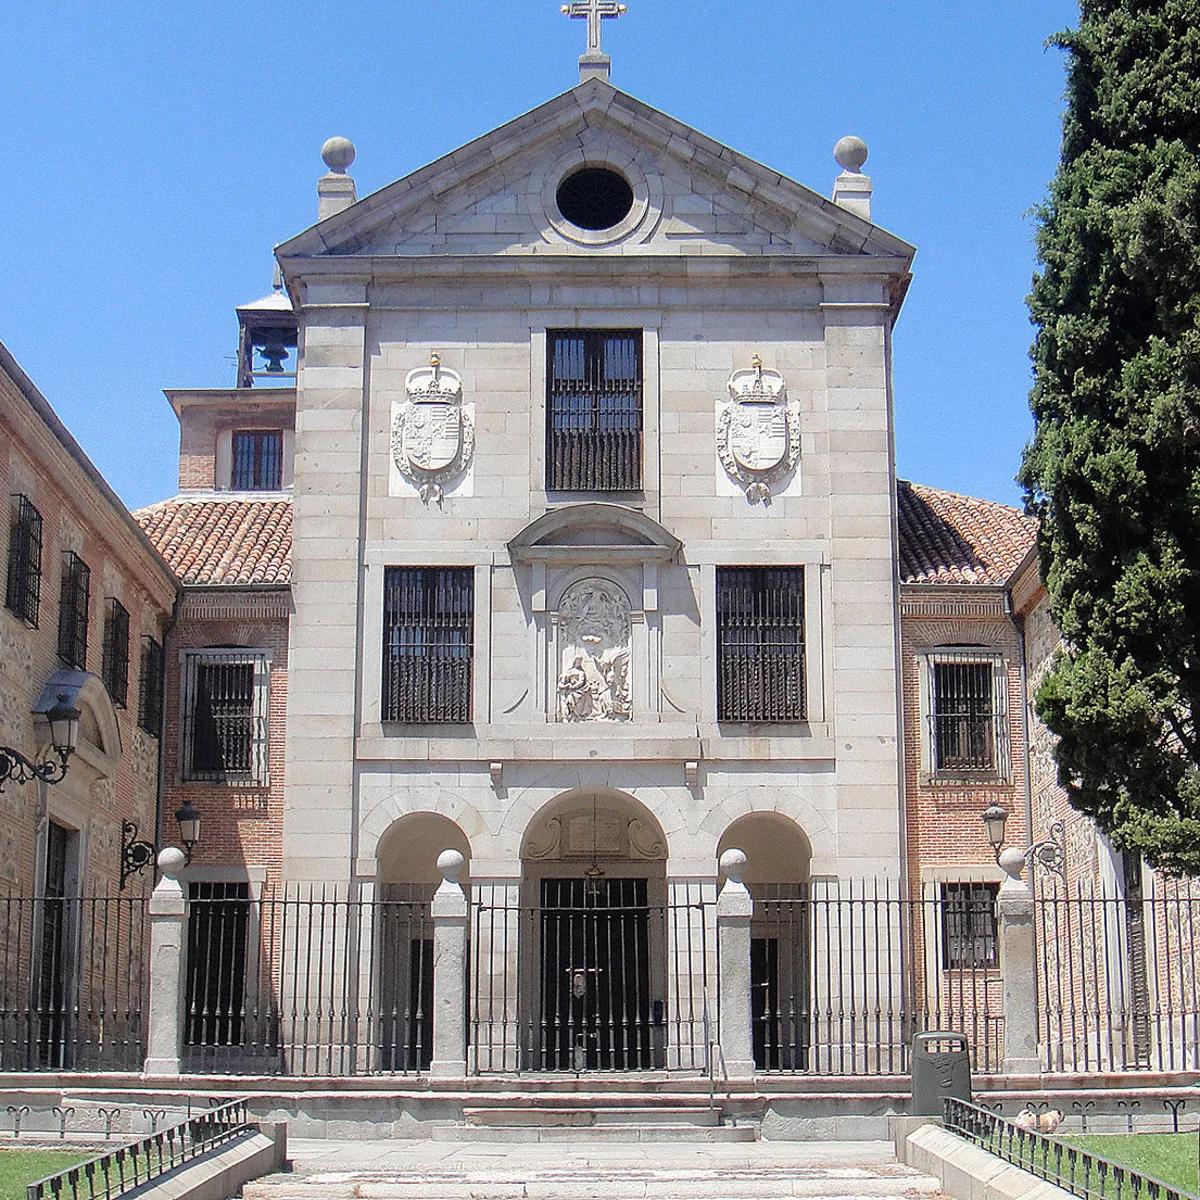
left=555, top=167, right=635, bottom=232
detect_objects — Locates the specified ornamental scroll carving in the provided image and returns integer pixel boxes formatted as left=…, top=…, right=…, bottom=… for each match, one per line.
left=391, top=353, right=475, bottom=504
left=717, top=354, right=800, bottom=503
left=556, top=579, right=632, bottom=723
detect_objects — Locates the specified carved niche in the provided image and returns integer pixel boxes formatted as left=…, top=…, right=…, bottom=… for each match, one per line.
left=556, top=579, right=632, bottom=723
left=717, top=354, right=800, bottom=503
left=391, top=352, right=475, bottom=504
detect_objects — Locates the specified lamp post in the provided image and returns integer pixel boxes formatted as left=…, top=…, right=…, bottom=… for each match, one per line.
left=121, top=800, right=202, bottom=889
left=175, top=800, right=201, bottom=863
left=981, top=803, right=1066, bottom=883
left=0, top=693, right=80, bottom=791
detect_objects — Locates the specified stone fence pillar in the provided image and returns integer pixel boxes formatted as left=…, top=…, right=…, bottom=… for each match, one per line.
left=143, top=848, right=188, bottom=1077
left=429, top=849, right=469, bottom=1079
left=997, top=848, right=1040, bottom=1075
left=716, top=848, right=755, bottom=1080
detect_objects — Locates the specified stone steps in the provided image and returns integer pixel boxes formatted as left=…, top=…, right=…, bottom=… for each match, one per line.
left=434, top=1123, right=757, bottom=1143
left=463, top=1104, right=722, bottom=1126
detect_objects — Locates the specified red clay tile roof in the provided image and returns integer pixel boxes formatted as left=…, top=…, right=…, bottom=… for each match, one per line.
left=897, top=480, right=1037, bottom=586
left=134, top=496, right=291, bottom=586
left=134, top=484, right=1034, bottom=590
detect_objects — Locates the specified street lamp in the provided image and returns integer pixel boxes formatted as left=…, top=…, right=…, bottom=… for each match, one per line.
left=0, top=693, right=80, bottom=791
left=175, top=799, right=202, bottom=862
left=980, top=804, right=1066, bottom=882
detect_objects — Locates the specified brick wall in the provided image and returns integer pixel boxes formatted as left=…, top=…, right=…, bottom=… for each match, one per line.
left=174, top=395, right=296, bottom=492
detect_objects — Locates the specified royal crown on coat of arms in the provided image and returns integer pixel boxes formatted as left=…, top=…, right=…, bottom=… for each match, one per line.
left=717, top=354, right=800, bottom=503
left=391, top=352, right=475, bottom=504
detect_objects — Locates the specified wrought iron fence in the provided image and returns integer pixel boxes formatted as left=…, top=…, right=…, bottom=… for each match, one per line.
left=943, top=1096, right=1195, bottom=1200
left=1035, top=876, right=1200, bottom=1073
left=0, top=892, right=149, bottom=1072
left=469, top=880, right=713, bottom=1073
left=26, top=1098, right=255, bottom=1200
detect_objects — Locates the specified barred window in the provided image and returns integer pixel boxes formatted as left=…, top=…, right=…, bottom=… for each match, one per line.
left=185, top=882, right=249, bottom=1046
left=546, top=330, right=642, bottom=491
left=182, top=649, right=270, bottom=784
left=138, top=636, right=164, bottom=735
left=928, top=652, right=1007, bottom=776
left=57, top=552, right=90, bottom=669
left=231, top=430, right=283, bottom=491
left=716, top=567, right=805, bottom=723
left=101, top=599, right=130, bottom=708
left=382, top=567, right=473, bottom=724
left=940, top=882, right=999, bottom=970
left=5, top=494, right=42, bottom=626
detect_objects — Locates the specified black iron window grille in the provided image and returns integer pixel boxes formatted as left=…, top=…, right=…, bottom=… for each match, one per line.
left=101, top=599, right=130, bottom=708
left=230, top=430, right=283, bottom=491
left=382, top=567, right=474, bottom=724
left=138, top=636, right=164, bottom=735
left=182, top=649, right=269, bottom=784
left=5, top=494, right=42, bottom=627
left=546, top=330, right=642, bottom=491
left=940, top=881, right=999, bottom=970
left=57, top=552, right=91, bottom=669
left=929, top=653, right=1006, bottom=775
left=716, top=566, right=805, bottom=723
left=185, top=882, right=250, bottom=1047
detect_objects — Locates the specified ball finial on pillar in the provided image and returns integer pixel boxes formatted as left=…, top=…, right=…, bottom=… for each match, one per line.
left=719, top=847, right=748, bottom=886
left=321, top=136, right=356, bottom=174
left=157, top=847, right=187, bottom=881
left=437, top=848, right=466, bottom=886
left=998, top=846, right=1027, bottom=883
left=834, top=135, right=869, bottom=174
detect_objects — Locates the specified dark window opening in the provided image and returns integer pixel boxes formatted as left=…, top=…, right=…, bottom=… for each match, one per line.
left=940, top=882, right=999, bottom=970
left=231, top=430, right=284, bottom=491
left=138, top=636, right=164, bottom=736
left=102, top=599, right=130, bottom=708
left=382, top=567, right=474, bottom=724
left=38, top=821, right=74, bottom=1067
left=546, top=330, right=642, bottom=491
left=57, top=552, right=90, bottom=669
left=555, top=167, right=635, bottom=231
left=931, top=659, right=996, bottom=773
left=6, top=494, right=42, bottom=627
left=183, top=653, right=265, bottom=783
left=716, top=567, right=805, bottom=723
left=185, top=882, right=249, bottom=1046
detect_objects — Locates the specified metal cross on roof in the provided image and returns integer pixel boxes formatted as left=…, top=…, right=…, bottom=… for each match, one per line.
left=561, top=0, right=627, bottom=83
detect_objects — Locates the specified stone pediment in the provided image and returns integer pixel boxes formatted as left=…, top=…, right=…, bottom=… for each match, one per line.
left=277, top=80, right=914, bottom=266
left=509, top=503, right=681, bottom=565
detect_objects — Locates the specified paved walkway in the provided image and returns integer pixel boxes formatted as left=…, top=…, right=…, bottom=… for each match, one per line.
left=246, top=1139, right=945, bottom=1199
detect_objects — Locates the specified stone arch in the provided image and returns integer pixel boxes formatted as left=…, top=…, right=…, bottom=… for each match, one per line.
left=33, top=669, right=121, bottom=776
left=520, top=787, right=667, bottom=865
left=376, top=811, right=472, bottom=892
left=699, top=785, right=835, bottom=873
left=360, top=786, right=486, bottom=866
left=718, top=812, right=812, bottom=888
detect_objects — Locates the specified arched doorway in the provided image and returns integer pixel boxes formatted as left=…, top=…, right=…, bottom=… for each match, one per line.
left=375, top=813, right=471, bottom=1072
left=518, top=790, right=668, bottom=1071
left=719, top=813, right=812, bottom=1072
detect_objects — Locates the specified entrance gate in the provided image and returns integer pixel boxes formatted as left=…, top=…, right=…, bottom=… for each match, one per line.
left=469, top=882, right=713, bottom=1074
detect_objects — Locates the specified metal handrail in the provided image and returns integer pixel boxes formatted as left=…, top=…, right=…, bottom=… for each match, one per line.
left=702, top=986, right=729, bottom=1111
left=943, top=1097, right=1197, bottom=1200
left=26, top=1099, right=256, bottom=1200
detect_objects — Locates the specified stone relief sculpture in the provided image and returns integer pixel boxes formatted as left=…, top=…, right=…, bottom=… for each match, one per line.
left=556, top=579, right=632, bottom=722
left=391, top=352, right=475, bottom=504
left=717, top=354, right=801, bottom=503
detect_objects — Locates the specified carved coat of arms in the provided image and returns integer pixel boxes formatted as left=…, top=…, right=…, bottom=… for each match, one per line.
left=391, top=353, right=475, bottom=504
left=557, top=580, right=632, bottom=723
left=717, top=355, right=800, bottom=503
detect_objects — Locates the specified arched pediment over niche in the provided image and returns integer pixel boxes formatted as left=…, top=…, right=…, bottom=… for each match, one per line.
left=32, top=669, right=121, bottom=777
left=508, top=503, right=681, bottom=565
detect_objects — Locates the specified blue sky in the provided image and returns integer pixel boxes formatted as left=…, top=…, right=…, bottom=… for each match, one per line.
left=2, top=1, right=1078, bottom=511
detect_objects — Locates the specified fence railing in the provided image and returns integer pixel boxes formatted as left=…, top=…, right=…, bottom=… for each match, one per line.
left=1035, top=878, right=1200, bottom=1074
left=0, top=893, right=149, bottom=1072
left=943, top=1096, right=1195, bottom=1200
left=26, top=1098, right=254, bottom=1200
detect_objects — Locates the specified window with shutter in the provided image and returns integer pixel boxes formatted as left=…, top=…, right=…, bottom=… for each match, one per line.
left=182, top=649, right=270, bottom=784
left=230, top=430, right=284, bottom=491
left=716, top=567, right=805, bottom=723
left=927, top=652, right=1008, bottom=777
left=546, top=331, right=642, bottom=491
left=57, top=552, right=90, bottom=669
left=5, top=495, right=42, bottom=627
left=138, top=636, right=164, bottom=735
left=382, top=567, right=474, bottom=724
left=101, top=599, right=130, bottom=708
left=940, top=882, right=999, bottom=969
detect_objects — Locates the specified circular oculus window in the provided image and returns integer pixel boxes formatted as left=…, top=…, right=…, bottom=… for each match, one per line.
left=555, top=167, right=635, bottom=232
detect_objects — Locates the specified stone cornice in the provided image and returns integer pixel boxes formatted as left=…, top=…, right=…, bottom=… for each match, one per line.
left=900, top=584, right=1011, bottom=621
left=179, top=587, right=292, bottom=623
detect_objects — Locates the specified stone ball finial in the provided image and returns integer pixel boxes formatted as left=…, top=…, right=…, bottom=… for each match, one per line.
left=998, top=845, right=1027, bottom=882
left=437, top=848, right=466, bottom=885
left=157, top=847, right=187, bottom=880
left=321, top=136, right=357, bottom=174
left=719, top=847, right=748, bottom=885
left=834, top=135, right=869, bottom=174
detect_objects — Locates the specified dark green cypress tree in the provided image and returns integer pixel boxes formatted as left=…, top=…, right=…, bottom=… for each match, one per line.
left=1020, top=1, right=1200, bottom=874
